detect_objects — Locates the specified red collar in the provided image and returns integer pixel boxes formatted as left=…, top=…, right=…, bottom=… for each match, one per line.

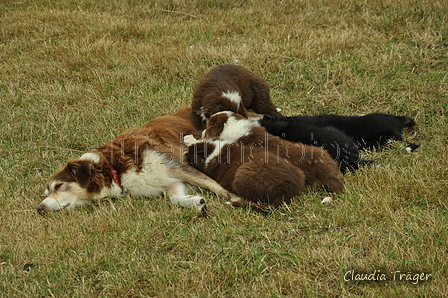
left=109, top=164, right=122, bottom=189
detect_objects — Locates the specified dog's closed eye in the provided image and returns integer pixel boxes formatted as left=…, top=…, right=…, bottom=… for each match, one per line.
left=53, top=183, right=63, bottom=191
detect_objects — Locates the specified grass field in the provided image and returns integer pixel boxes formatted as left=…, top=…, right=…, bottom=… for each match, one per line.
left=1, top=0, right=447, bottom=297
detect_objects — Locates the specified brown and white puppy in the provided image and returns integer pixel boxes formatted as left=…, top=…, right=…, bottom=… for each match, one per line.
left=191, top=64, right=281, bottom=129
left=184, top=111, right=344, bottom=212
left=37, top=108, right=230, bottom=214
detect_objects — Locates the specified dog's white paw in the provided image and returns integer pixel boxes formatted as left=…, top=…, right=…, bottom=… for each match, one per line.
left=170, top=194, right=205, bottom=210
left=183, top=134, right=198, bottom=146
left=190, top=195, right=207, bottom=214
left=197, top=199, right=207, bottom=214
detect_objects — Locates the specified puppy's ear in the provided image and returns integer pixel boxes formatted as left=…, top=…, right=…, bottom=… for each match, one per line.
left=205, top=113, right=228, bottom=139
left=67, top=160, right=93, bottom=188
left=205, top=122, right=224, bottom=139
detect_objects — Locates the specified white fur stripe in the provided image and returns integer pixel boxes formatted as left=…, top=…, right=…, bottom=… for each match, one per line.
left=215, top=111, right=258, bottom=141
left=205, top=140, right=231, bottom=165
left=204, top=112, right=257, bottom=167
left=222, top=91, right=242, bottom=106
left=80, top=152, right=100, bottom=164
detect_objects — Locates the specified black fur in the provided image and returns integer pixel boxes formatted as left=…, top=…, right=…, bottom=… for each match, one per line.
left=259, top=116, right=373, bottom=173
left=261, top=113, right=419, bottom=151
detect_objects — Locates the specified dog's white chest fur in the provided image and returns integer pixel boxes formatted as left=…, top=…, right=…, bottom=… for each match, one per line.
left=121, top=150, right=181, bottom=197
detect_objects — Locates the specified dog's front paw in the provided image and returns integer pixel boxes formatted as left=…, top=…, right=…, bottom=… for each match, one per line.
left=189, top=195, right=207, bottom=215
left=183, top=134, right=198, bottom=146
left=196, top=198, right=207, bottom=215
left=172, top=195, right=207, bottom=214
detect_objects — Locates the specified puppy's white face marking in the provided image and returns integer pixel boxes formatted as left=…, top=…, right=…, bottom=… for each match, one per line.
left=212, top=111, right=258, bottom=142
left=80, top=152, right=101, bottom=164
left=41, top=180, right=90, bottom=211
left=204, top=111, right=258, bottom=166
left=222, top=91, right=242, bottom=107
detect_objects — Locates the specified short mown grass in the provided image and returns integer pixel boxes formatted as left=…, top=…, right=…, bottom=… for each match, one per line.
left=1, top=0, right=447, bottom=297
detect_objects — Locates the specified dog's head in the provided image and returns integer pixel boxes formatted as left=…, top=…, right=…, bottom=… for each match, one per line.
left=204, top=112, right=231, bottom=139
left=204, top=111, right=255, bottom=141
left=37, top=153, right=106, bottom=214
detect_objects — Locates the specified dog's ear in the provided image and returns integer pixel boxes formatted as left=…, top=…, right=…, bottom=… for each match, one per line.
left=205, top=113, right=228, bottom=139
left=67, top=160, right=93, bottom=188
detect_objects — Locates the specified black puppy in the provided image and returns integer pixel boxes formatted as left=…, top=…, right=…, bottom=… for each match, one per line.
left=259, top=116, right=373, bottom=173
left=260, top=113, right=419, bottom=151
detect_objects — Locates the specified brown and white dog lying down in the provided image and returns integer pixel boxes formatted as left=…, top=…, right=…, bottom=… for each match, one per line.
left=191, top=64, right=281, bottom=129
left=184, top=111, right=344, bottom=212
left=37, top=108, right=231, bottom=214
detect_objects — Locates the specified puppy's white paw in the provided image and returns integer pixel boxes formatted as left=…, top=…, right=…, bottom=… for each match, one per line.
left=183, top=134, right=197, bottom=145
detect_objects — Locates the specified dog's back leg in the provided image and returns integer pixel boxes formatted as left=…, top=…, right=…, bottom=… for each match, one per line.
left=172, top=165, right=233, bottom=199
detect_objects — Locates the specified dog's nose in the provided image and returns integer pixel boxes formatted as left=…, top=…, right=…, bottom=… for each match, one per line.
left=36, top=204, right=48, bottom=215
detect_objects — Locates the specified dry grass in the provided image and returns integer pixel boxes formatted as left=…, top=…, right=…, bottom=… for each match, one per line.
left=1, top=0, right=447, bottom=297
